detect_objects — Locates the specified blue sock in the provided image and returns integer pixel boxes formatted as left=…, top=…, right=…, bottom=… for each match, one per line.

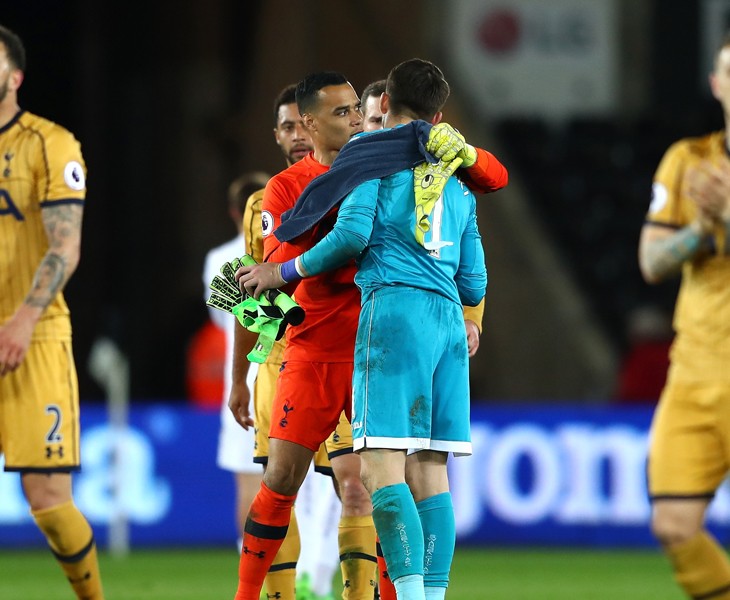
left=371, top=483, right=424, bottom=585
left=425, top=587, right=446, bottom=600
left=393, top=573, right=425, bottom=600
left=417, top=492, right=455, bottom=590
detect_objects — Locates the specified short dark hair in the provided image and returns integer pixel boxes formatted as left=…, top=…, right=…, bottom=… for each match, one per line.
left=295, top=71, right=348, bottom=115
left=272, top=84, right=297, bottom=127
left=385, top=59, right=449, bottom=121
left=360, top=79, right=386, bottom=107
left=228, top=171, right=270, bottom=215
left=0, top=25, right=26, bottom=71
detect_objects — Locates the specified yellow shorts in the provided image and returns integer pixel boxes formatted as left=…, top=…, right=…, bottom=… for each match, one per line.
left=253, top=361, right=352, bottom=475
left=0, top=340, right=81, bottom=472
left=648, top=376, right=730, bottom=499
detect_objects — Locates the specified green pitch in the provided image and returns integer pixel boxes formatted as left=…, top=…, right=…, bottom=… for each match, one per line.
left=0, top=547, right=683, bottom=599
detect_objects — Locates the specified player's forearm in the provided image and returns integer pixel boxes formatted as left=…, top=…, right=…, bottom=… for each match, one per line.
left=286, top=187, right=375, bottom=280
left=640, top=221, right=712, bottom=283
left=298, top=226, right=368, bottom=278
left=27, top=203, right=83, bottom=313
left=462, top=148, right=509, bottom=194
left=231, top=321, right=257, bottom=385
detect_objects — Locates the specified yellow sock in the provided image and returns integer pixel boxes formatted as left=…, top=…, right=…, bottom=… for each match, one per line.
left=264, top=507, right=299, bottom=600
left=32, top=500, right=104, bottom=600
left=338, top=515, right=377, bottom=600
left=666, top=531, right=730, bottom=599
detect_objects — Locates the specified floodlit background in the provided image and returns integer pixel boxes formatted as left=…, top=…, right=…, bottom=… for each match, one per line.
left=1, top=0, right=728, bottom=575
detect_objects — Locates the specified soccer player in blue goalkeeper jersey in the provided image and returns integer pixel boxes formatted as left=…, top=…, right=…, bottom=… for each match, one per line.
left=238, top=58, right=506, bottom=600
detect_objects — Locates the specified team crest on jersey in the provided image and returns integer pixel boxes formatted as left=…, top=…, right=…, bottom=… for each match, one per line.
left=648, top=182, right=667, bottom=214
left=261, top=210, right=274, bottom=237
left=64, top=161, right=85, bottom=191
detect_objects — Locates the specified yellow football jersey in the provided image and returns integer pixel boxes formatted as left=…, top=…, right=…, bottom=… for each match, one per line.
left=242, top=188, right=285, bottom=364
left=0, top=111, right=86, bottom=341
left=647, top=130, right=730, bottom=382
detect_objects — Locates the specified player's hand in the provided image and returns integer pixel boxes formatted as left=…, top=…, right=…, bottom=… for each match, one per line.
left=465, top=319, right=480, bottom=357
left=0, top=309, right=37, bottom=376
left=414, top=157, right=463, bottom=246
left=235, top=262, right=285, bottom=300
left=426, top=123, right=477, bottom=167
left=228, top=382, right=254, bottom=430
left=686, top=161, right=730, bottom=230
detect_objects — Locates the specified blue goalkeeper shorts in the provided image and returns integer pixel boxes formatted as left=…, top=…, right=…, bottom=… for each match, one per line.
left=351, top=286, right=472, bottom=456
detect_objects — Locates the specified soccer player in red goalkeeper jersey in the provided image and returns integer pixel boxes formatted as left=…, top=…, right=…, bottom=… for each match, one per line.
left=230, top=70, right=507, bottom=600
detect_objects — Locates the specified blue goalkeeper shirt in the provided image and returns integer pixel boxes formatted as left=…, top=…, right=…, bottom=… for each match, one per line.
left=298, top=167, right=486, bottom=307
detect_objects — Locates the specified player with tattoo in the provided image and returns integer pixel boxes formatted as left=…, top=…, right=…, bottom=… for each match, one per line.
left=640, top=30, right=730, bottom=600
left=0, top=24, right=104, bottom=599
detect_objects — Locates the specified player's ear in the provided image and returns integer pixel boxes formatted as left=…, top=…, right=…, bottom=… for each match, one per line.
left=431, top=111, right=443, bottom=125
left=9, top=68, right=23, bottom=92
left=710, top=73, right=721, bottom=101
left=302, top=112, right=315, bottom=132
left=379, top=92, right=389, bottom=115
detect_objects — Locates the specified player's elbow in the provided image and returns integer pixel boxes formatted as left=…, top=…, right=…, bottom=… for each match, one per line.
left=62, top=243, right=82, bottom=277
left=639, top=258, right=666, bottom=285
left=459, top=286, right=485, bottom=307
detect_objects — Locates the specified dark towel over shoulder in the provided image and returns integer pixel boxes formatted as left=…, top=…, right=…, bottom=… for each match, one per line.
left=274, top=120, right=437, bottom=243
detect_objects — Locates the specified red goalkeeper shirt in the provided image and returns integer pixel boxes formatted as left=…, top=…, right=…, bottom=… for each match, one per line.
left=261, top=146, right=508, bottom=363
left=262, top=153, right=360, bottom=363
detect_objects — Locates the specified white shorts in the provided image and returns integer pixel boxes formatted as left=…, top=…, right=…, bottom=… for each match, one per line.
left=216, top=363, right=261, bottom=474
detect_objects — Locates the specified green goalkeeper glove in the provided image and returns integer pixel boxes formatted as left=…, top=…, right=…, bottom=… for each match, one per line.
left=206, top=255, right=304, bottom=363
left=426, top=123, right=477, bottom=168
left=413, top=157, right=462, bottom=249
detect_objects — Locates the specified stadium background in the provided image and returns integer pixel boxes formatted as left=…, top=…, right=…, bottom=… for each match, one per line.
left=1, top=0, right=729, bottom=591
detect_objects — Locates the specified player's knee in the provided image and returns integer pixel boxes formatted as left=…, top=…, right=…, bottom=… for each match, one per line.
left=263, top=462, right=304, bottom=496
left=338, top=474, right=372, bottom=514
left=651, top=511, right=701, bottom=547
left=22, top=474, right=72, bottom=512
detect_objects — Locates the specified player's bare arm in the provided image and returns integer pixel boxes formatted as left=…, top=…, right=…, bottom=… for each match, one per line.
left=32, top=203, right=83, bottom=307
left=228, top=321, right=258, bottom=430
left=639, top=222, right=714, bottom=284
left=0, top=203, right=82, bottom=375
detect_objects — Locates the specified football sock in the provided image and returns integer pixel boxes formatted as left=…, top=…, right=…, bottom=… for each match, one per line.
left=666, top=531, right=730, bottom=599
left=264, top=507, right=299, bottom=600
left=416, top=493, right=455, bottom=591
left=376, top=537, right=397, bottom=600
left=393, top=574, right=425, bottom=600
left=32, top=500, right=104, bottom=600
left=338, top=515, right=378, bottom=599
left=236, top=482, right=296, bottom=600
left=372, top=483, right=424, bottom=599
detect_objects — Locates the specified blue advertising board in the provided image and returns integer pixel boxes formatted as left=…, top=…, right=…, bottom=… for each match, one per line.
left=1, top=403, right=728, bottom=548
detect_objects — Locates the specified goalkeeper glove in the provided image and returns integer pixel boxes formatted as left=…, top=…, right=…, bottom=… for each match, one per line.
left=205, top=255, right=304, bottom=362
left=426, top=123, right=477, bottom=168
left=413, top=157, right=462, bottom=249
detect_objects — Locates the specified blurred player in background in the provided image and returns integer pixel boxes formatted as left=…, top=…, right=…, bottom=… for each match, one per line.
left=203, top=171, right=270, bottom=550
left=230, top=71, right=379, bottom=600
left=639, top=31, right=730, bottom=600
left=360, top=79, right=385, bottom=133
left=0, top=24, right=104, bottom=600
left=229, top=84, right=341, bottom=600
